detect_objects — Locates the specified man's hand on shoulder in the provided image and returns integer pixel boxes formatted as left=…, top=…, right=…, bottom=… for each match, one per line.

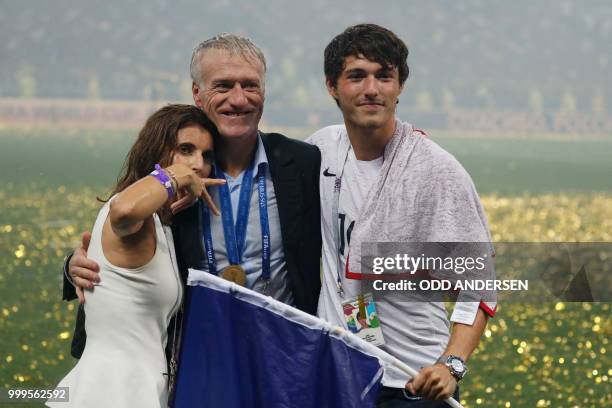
left=405, top=363, right=457, bottom=401
left=68, top=232, right=100, bottom=303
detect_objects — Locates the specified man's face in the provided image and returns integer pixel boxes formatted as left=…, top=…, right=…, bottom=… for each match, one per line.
left=327, top=55, right=403, bottom=131
left=192, top=49, right=265, bottom=140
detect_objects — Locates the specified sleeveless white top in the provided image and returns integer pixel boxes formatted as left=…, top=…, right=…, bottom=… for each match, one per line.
left=48, top=200, right=183, bottom=408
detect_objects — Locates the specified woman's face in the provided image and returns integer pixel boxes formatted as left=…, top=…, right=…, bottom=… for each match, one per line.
left=171, top=125, right=214, bottom=178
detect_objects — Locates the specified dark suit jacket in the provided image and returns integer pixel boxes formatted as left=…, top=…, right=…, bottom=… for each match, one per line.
left=63, top=132, right=322, bottom=359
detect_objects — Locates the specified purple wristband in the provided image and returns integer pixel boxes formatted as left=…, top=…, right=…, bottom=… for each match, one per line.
left=150, top=164, right=175, bottom=198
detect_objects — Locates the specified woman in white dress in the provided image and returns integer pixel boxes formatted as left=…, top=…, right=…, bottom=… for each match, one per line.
left=47, top=104, right=224, bottom=408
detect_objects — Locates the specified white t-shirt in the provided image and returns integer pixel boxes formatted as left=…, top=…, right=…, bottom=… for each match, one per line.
left=307, top=125, right=458, bottom=388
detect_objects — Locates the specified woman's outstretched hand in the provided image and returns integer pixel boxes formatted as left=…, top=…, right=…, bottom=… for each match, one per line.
left=167, top=163, right=225, bottom=216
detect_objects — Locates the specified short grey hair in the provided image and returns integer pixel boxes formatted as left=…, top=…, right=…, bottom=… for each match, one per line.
left=190, top=33, right=267, bottom=86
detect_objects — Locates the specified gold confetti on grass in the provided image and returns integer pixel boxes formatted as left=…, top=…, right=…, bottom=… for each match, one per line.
left=57, top=332, right=70, bottom=341
left=0, top=184, right=610, bottom=406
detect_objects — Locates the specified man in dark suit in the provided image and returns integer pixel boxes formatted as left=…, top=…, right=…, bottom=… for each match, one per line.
left=63, top=34, right=322, bottom=360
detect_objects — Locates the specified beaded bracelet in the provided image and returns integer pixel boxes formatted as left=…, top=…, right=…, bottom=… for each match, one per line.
left=150, top=164, right=175, bottom=199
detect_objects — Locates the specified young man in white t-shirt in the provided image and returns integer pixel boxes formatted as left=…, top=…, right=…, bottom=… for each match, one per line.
left=307, top=24, right=494, bottom=406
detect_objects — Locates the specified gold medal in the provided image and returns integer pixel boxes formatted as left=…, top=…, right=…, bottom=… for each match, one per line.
left=221, top=265, right=247, bottom=286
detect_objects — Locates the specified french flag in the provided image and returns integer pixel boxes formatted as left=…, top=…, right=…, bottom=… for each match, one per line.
left=172, top=269, right=391, bottom=408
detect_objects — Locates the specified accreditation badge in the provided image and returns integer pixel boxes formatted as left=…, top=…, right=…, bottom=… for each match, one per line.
left=341, top=293, right=385, bottom=346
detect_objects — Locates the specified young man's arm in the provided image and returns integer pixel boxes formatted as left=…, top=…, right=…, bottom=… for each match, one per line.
left=406, top=308, right=488, bottom=400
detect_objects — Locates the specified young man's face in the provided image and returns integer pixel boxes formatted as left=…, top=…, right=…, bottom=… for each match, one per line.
left=327, top=55, right=403, bottom=132
left=192, top=49, right=265, bottom=141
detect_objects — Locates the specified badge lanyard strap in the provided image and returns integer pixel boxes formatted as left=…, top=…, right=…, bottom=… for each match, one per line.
left=257, top=165, right=271, bottom=284
left=332, top=136, right=352, bottom=297
left=201, top=163, right=271, bottom=282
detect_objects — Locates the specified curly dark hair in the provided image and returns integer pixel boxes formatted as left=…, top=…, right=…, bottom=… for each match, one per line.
left=324, top=23, right=409, bottom=88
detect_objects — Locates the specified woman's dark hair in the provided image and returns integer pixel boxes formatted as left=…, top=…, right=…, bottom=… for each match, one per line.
left=324, top=24, right=409, bottom=87
left=103, top=104, right=218, bottom=201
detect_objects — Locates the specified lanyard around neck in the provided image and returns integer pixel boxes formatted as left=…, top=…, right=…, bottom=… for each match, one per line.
left=201, top=162, right=271, bottom=282
left=331, top=136, right=352, bottom=297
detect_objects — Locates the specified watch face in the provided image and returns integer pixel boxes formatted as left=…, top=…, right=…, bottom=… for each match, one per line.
left=450, top=359, right=465, bottom=373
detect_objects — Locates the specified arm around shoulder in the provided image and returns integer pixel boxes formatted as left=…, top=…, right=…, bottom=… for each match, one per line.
left=62, top=253, right=77, bottom=301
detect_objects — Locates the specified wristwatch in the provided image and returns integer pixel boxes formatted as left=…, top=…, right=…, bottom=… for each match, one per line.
left=436, top=355, right=468, bottom=381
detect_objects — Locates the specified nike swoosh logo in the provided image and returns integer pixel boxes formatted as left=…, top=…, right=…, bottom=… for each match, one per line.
left=323, top=168, right=336, bottom=177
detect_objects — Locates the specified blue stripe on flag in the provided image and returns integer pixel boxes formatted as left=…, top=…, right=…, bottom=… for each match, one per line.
left=173, top=281, right=383, bottom=408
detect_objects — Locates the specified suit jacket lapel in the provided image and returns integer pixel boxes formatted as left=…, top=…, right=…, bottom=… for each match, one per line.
left=261, top=133, right=303, bottom=255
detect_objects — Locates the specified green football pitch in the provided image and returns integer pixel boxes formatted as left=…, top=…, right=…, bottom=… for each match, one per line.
left=0, top=128, right=610, bottom=407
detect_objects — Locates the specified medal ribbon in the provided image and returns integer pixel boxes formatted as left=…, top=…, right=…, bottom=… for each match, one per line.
left=201, top=161, right=271, bottom=281
left=219, top=160, right=255, bottom=265
left=257, top=165, right=271, bottom=280
left=202, top=191, right=217, bottom=274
